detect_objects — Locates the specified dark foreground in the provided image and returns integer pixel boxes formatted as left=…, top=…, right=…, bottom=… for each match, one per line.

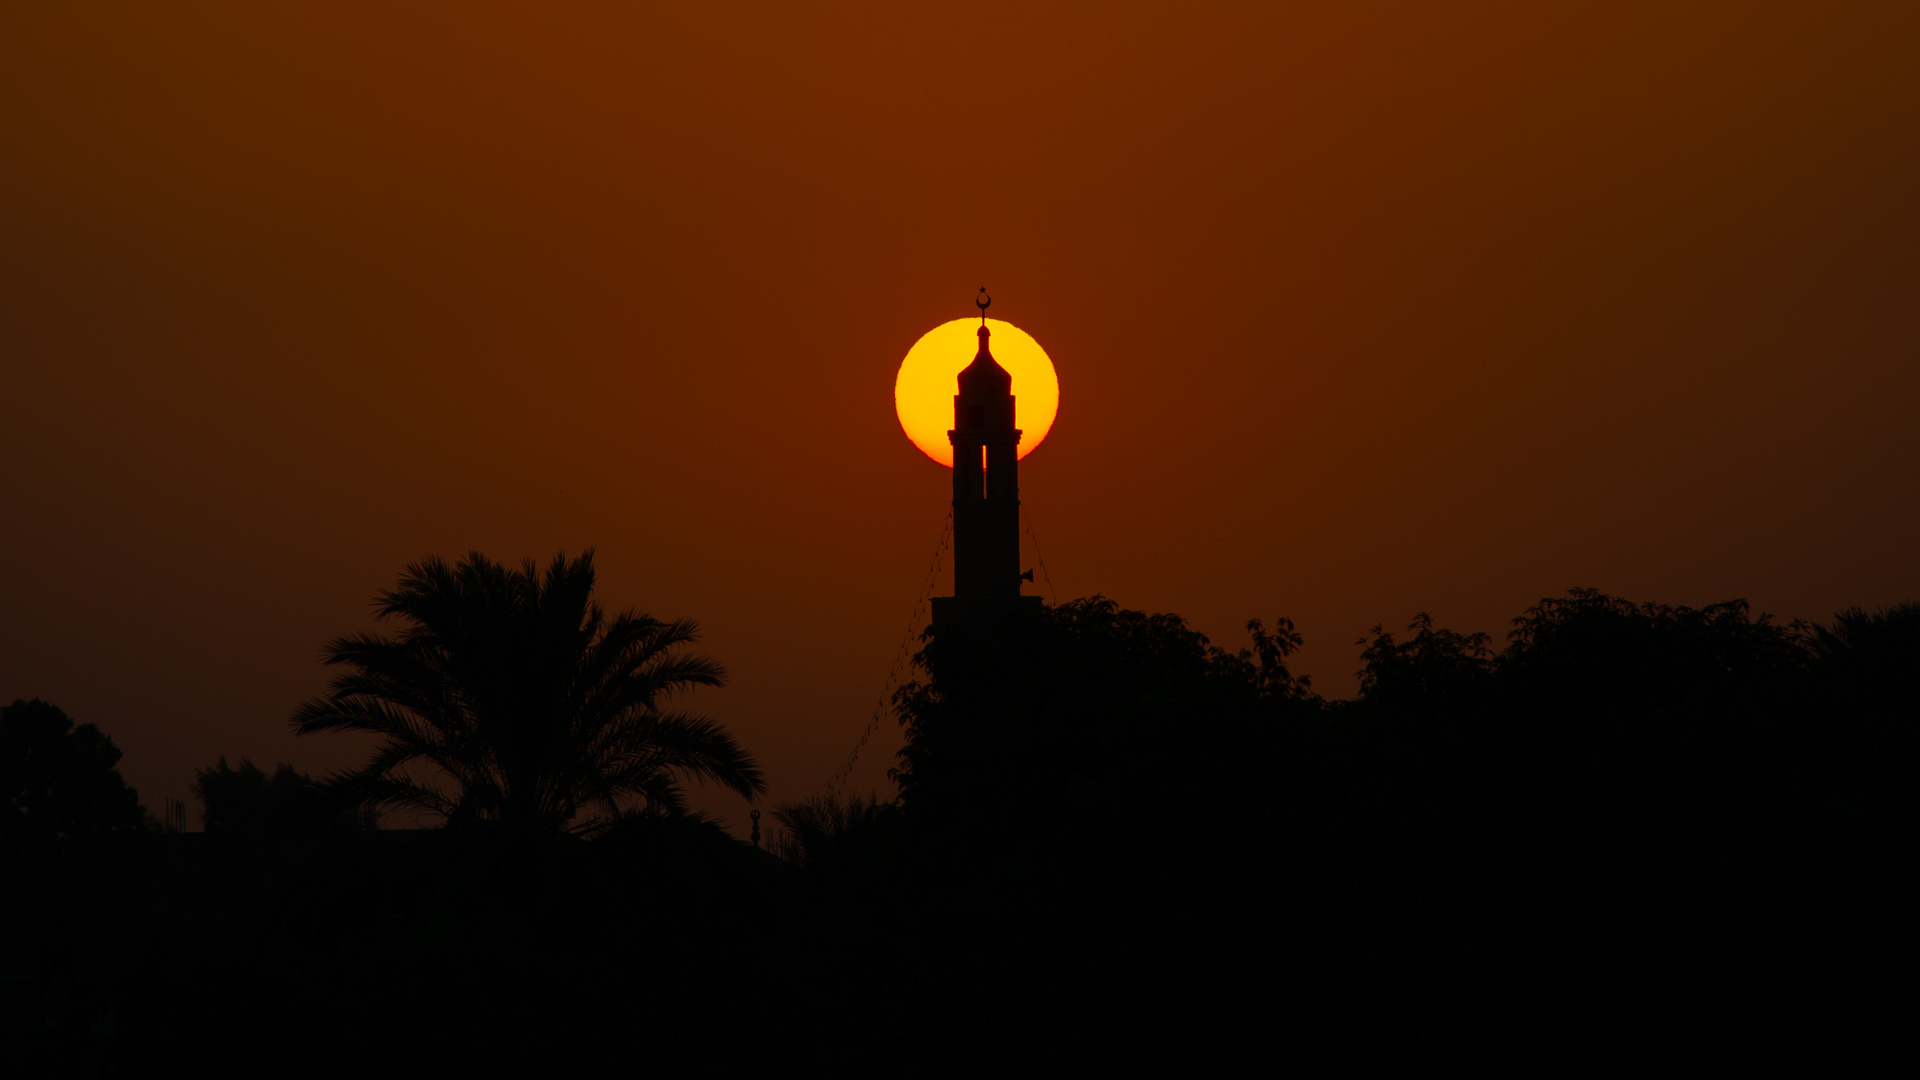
left=5, top=594, right=1913, bottom=1073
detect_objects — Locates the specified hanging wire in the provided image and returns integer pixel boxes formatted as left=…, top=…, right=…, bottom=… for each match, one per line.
left=1021, top=505, right=1060, bottom=605
left=818, top=511, right=952, bottom=800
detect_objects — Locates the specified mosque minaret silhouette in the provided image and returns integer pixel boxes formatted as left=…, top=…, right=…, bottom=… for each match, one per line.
left=931, top=289, right=1043, bottom=630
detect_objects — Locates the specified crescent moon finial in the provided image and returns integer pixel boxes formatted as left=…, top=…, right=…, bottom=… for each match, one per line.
left=976, top=286, right=991, bottom=325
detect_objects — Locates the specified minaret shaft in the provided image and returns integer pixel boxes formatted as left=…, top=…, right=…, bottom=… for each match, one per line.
left=950, top=429, right=1021, bottom=598
left=932, top=315, right=1042, bottom=630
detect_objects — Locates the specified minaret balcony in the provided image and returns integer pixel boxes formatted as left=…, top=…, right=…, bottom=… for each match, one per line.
left=947, top=427, right=1024, bottom=444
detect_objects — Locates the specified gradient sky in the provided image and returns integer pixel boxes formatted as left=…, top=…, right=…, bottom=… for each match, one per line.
left=4, top=2, right=1917, bottom=832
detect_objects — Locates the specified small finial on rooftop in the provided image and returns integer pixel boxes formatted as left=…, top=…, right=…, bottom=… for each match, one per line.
left=976, top=286, right=991, bottom=327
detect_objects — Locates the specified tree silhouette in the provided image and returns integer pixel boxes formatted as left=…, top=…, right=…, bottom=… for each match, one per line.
left=8, top=585, right=1913, bottom=1072
left=1355, top=611, right=1495, bottom=707
left=771, top=793, right=899, bottom=867
left=0, top=698, right=142, bottom=845
left=192, top=756, right=375, bottom=839
left=1237, top=615, right=1318, bottom=702
left=1805, top=601, right=1920, bottom=697
left=289, top=550, right=765, bottom=837
left=891, top=596, right=1303, bottom=832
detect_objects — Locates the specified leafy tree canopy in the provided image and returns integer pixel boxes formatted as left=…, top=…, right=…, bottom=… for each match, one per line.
left=0, top=698, right=142, bottom=844
left=891, top=596, right=1316, bottom=827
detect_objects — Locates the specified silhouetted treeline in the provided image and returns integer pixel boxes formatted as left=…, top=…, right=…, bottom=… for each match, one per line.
left=786, top=591, right=1916, bottom=1068
left=2, top=591, right=1913, bottom=1072
left=192, top=757, right=379, bottom=840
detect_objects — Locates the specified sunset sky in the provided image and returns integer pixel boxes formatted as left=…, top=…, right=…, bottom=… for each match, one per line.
left=4, top=3, right=1916, bottom=831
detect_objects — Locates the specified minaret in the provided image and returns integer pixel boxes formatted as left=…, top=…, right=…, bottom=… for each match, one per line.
left=932, top=289, right=1043, bottom=630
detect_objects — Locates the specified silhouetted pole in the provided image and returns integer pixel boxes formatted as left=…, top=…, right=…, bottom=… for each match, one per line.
left=750, top=808, right=761, bottom=849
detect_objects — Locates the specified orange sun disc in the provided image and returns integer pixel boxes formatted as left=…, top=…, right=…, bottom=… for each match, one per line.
left=894, top=318, right=1059, bottom=468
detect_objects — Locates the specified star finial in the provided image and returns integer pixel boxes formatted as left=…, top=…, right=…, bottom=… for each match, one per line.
left=976, top=287, right=991, bottom=326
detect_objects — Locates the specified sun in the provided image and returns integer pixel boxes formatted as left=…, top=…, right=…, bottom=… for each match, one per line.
left=895, top=318, right=1059, bottom=468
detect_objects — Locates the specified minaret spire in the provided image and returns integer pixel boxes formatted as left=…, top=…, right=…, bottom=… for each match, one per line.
left=932, top=288, right=1042, bottom=631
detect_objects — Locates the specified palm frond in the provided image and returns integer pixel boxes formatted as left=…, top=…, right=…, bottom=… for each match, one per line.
left=290, top=549, right=759, bottom=836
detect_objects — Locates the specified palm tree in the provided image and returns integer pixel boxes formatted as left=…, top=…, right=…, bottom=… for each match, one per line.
left=290, top=550, right=765, bottom=837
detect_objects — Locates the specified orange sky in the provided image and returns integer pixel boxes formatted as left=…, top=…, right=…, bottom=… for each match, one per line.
left=4, top=3, right=1917, bottom=832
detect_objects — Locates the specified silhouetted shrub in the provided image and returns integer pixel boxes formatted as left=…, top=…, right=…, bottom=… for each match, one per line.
left=771, top=793, right=900, bottom=867
left=191, top=756, right=375, bottom=840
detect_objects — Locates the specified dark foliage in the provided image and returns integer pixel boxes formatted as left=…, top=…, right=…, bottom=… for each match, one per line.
left=834, top=590, right=1917, bottom=1068
left=770, top=793, right=901, bottom=867
left=289, top=550, right=765, bottom=837
left=890, top=596, right=1314, bottom=828
left=0, top=699, right=143, bottom=1072
left=1, top=820, right=784, bottom=1076
left=191, top=757, right=376, bottom=840
left=5, top=591, right=1913, bottom=1072
left=0, top=698, right=142, bottom=846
